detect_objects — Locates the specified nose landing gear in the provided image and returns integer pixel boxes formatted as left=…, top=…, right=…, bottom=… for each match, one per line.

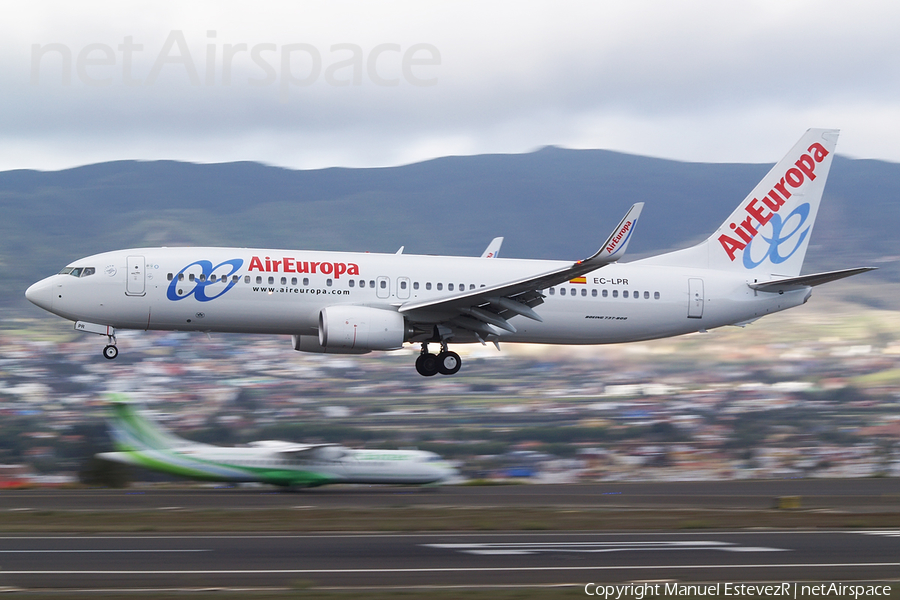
left=415, top=342, right=461, bottom=376
left=103, top=332, right=118, bottom=360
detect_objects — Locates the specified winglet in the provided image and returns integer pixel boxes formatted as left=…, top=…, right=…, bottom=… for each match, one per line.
left=480, top=237, right=504, bottom=259
left=580, top=202, right=643, bottom=267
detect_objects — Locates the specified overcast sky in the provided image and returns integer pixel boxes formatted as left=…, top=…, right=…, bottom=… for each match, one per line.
left=3, top=1, right=900, bottom=171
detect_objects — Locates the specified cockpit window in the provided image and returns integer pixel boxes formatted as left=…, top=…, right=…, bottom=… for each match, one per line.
left=57, top=266, right=96, bottom=277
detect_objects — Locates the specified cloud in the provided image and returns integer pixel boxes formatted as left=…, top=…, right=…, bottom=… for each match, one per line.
left=3, top=1, right=900, bottom=170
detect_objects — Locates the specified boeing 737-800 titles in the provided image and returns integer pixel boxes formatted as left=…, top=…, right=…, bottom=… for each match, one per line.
left=97, top=396, right=456, bottom=487
left=26, top=129, right=874, bottom=376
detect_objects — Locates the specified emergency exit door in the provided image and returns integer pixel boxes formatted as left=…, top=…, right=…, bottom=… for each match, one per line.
left=688, top=278, right=704, bottom=319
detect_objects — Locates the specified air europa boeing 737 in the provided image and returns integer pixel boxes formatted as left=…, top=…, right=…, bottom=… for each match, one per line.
left=26, top=129, right=874, bottom=376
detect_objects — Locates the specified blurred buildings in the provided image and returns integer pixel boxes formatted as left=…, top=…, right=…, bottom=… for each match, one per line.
left=2, top=293, right=900, bottom=485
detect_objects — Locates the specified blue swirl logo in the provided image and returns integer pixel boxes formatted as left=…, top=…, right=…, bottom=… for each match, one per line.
left=742, top=203, right=810, bottom=270
left=166, top=259, right=243, bottom=302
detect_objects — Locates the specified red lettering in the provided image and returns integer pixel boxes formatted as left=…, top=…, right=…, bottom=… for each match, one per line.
left=297, top=262, right=310, bottom=274
left=718, top=234, right=746, bottom=261
left=745, top=198, right=772, bottom=227
left=334, top=263, right=347, bottom=278
left=272, top=260, right=280, bottom=272
left=808, top=142, right=828, bottom=162
left=348, top=263, right=360, bottom=276
left=310, top=261, right=320, bottom=273
left=773, top=178, right=792, bottom=201
left=264, top=257, right=271, bottom=271
left=730, top=222, right=752, bottom=244
left=761, top=191, right=785, bottom=211
left=785, top=168, right=804, bottom=188
left=284, top=258, right=295, bottom=273
left=795, top=154, right=816, bottom=181
left=319, top=262, right=333, bottom=275
left=740, top=216, right=758, bottom=236
left=249, top=256, right=264, bottom=271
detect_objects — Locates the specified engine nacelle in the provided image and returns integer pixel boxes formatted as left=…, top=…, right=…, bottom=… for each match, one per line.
left=292, top=334, right=371, bottom=354
left=318, top=305, right=406, bottom=351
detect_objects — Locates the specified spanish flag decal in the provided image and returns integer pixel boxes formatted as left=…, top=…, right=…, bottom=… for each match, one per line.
left=569, top=277, right=587, bottom=284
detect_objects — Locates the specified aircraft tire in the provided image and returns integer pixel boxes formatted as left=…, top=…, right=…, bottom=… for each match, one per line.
left=437, top=351, right=461, bottom=375
left=103, top=345, right=118, bottom=360
left=415, top=353, right=440, bottom=376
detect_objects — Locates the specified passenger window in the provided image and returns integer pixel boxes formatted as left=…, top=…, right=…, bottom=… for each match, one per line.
left=268, top=277, right=274, bottom=285
left=304, top=278, right=310, bottom=286
left=327, top=279, right=333, bottom=287
left=369, top=280, right=375, bottom=288
left=349, top=280, right=355, bottom=288
left=612, top=290, right=618, bottom=298
left=379, top=280, right=386, bottom=289
left=560, top=288, right=566, bottom=296
left=623, top=290, right=628, bottom=298
left=437, top=283, right=443, bottom=291
left=448, top=283, right=454, bottom=291
left=581, top=289, right=587, bottom=297
left=654, top=291, right=660, bottom=299
left=592, top=289, right=597, bottom=297
left=644, top=291, right=649, bottom=299
left=413, top=282, right=419, bottom=290
left=633, top=291, right=639, bottom=299
left=256, top=276, right=262, bottom=284
left=167, top=273, right=174, bottom=281
left=570, top=288, right=576, bottom=296
left=189, top=274, right=195, bottom=282
left=291, top=277, right=297, bottom=286
left=469, top=284, right=475, bottom=290
left=280, top=277, right=286, bottom=285
left=426, top=282, right=432, bottom=290
left=602, top=289, right=608, bottom=298
left=400, top=281, right=407, bottom=290
left=233, top=275, right=239, bottom=283
left=179, top=273, right=185, bottom=282
left=459, top=283, right=464, bottom=290
left=210, top=275, right=217, bottom=283
left=549, top=288, right=555, bottom=295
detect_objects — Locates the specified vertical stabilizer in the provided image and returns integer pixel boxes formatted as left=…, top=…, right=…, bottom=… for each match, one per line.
left=106, top=394, right=193, bottom=452
left=641, top=129, right=839, bottom=277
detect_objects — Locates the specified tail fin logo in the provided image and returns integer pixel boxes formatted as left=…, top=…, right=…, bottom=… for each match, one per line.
left=742, top=202, right=810, bottom=269
left=718, top=142, right=829, bottom=264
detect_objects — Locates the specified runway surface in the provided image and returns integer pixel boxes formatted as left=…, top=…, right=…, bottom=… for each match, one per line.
left=2, top=479, right=899, bottom=512
left=0, top=530, right=898, bottom=589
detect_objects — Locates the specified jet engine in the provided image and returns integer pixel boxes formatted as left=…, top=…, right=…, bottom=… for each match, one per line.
left=317, top=306, right=407, bottom=351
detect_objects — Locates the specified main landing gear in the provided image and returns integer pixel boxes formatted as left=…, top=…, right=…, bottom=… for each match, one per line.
left=415, top=342, right=461, bottom=377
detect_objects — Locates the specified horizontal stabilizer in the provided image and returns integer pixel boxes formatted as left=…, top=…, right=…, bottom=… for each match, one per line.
left=748, top=267, right=877, bottom=293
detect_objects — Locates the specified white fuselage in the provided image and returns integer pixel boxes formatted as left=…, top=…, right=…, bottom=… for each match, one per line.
left=27, top=246, right=809, bottom=345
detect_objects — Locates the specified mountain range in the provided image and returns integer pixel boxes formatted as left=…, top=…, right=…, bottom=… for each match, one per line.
left=2, top=147, right=897, bottom=311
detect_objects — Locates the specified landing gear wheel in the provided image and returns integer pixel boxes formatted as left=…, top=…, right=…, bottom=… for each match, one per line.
left=415, top=353, right=440, bottom=377
left=437, top=351, right=461, bottom=375
left=103, top=345, right=119, bottom=360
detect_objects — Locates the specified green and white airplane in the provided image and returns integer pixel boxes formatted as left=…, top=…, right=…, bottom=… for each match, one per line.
left=96, top=396, right=457, bottom=488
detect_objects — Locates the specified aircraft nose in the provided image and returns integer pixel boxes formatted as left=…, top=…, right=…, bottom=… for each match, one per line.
left=25, top=277, right=54, bottom=311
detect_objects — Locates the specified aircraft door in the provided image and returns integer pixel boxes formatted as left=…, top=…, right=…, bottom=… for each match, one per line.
left=397, top=277, right=410, bottom=300
left=126, top=256, right=146, bottom=296
left=688, top=278, right=704, bottom=318
left=376, top=276, right=390, bottom=299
